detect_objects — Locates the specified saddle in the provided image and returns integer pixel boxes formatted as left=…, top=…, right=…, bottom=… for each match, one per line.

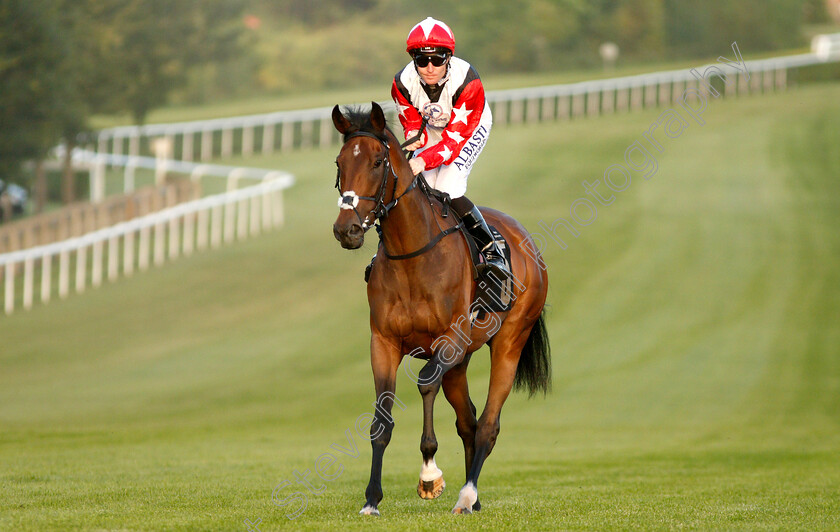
left=370, top=175, right=515, bottom=320
left=421, top=183, right=515, bottom=317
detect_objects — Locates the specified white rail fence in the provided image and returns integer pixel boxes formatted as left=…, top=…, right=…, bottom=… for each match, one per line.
left=70, top=148, right=295, bottom=202
left=5, top=40, right=839, bottom=316
left=1, top=173, right=293, bottom=315
left=88, top=43, right=840, bottom=162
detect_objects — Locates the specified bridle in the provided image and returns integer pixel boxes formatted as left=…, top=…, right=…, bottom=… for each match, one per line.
left=335, top=133, right=410, bottom=232
left=335, top=125, right=463, bottom=261
left=335, top=131, right=421, bottom=233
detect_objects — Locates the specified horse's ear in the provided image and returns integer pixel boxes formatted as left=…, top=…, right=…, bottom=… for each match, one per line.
left=332, top=105, right=352, bottom=135
left=370, top=101, right=386, bottom=134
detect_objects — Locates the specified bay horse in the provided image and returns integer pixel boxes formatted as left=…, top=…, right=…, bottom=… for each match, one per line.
left=331, top=102, right=550, bottom=515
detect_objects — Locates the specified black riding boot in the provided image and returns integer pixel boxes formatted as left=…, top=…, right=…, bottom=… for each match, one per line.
left=458, top=204, right=510, bottom=279
left=364, top=253, right=376, bottom=283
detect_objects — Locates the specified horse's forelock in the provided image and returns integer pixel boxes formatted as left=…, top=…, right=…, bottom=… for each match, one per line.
left=340, top=105, right=391, bottom=143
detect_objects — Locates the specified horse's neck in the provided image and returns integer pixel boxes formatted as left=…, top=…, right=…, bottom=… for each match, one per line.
left=378, top=149, right=440, bottom=258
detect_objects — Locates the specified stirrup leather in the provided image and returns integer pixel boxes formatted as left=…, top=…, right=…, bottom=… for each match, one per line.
left=462, top=207, right=510, bottom=277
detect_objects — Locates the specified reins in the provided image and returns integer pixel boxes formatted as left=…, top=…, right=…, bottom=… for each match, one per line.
left=336, top=122, right=462, bottom=261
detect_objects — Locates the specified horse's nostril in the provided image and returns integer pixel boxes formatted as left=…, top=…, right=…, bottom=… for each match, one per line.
left=348, top=224, right=363, bottom=238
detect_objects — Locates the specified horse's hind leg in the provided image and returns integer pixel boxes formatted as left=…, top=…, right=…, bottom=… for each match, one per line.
left=452, top=329, right=528, bottom=514
left=414, top=340, right=470, bottom=500
left=415, top=360, right=447, bottom=500
left=441, top=354, right=482, bottom=511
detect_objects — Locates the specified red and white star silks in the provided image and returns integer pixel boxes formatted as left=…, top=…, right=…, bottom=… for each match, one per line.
left=391, top=57, right=490, bottom=173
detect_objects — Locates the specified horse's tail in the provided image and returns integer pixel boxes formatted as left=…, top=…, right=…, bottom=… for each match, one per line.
left=513, top=310, right=552, bottom=397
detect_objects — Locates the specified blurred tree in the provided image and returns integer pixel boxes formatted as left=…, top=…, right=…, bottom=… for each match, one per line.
left=87, top=0, right=251, bottom=125
left=0, top=0, right=72, bottom=209
left=663, top=0, right=805, bottom=57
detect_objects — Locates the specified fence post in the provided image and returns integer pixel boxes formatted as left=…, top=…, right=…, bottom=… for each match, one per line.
left=540, top=95, right=555, bottom=121
left=90, top=156, right=106, bottom=203
left=616, top=85, right=629, bottom=112
left=124, top=230, right=135, bottom=276
left=225, top=169, right=245, bottom=243
left=221, top=128, right=233, bottom=159
left=129, top=134, right=140, bottom=158
left=262, top=121, right=275, bottom=154
left=197, top=207, right=210, bottom=250
left=557, top=94, right=570, bottom=120
left=183, top=210, right=195, bottom=256
left=775, top=66, right=787, bottom=91
left=586, top=90, right=600, bottom=116
left=182, top=130, right=194, bottom=162
left=108, top=235, right=119, bottom=281
left=526, top=97, right=540, bottom=123
left=168, top=211, right=181, bottom=260
left=602, top=87, right=615, bottom=114
left=125, top=158, right=138, bottom=193
left=281, top=121, right=294, bottom=152
left=319, top=116, right=333, bottom=148
left=4, top=263, right=13, bottom=315
left=41, top=254, right=52, bottom=304
left=59, top=250, right=70, bottom=298
left=76, top=246, right=87, bottom=293
left=92, top=239, right=103, bottom=287
left=738, top=72, right=749, bottom=95
left=572, top=92, right=585, bottom=118
left=211, top=203, right=223, bottom=248
left=23, top=257, right=34, bottom=310
left=672, top=80, right=685, bottom=103
left=630, top=84, right=643, bottom=110
left=243, top=125, right=254, bottom=158
left=139, top=223, right=151, bottom=271
left=644, top=83, right=657, bottom=108
left=201, top=129, right=213, bottom=161
left=98, top=134, right=108, bottom=158
left=658, top=79, right=671, bottom=106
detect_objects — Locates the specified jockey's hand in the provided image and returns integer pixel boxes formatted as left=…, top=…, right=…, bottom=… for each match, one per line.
left=404, top=130, right=423, bottom=151
left=409, top=157, right=426, bottom=176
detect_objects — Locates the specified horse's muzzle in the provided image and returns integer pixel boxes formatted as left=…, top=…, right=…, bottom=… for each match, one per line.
left=333, top=222, right=364, bottom=249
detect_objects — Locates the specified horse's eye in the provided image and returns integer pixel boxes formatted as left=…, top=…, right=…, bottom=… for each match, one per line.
left=373, top=159, right=383, bottom=169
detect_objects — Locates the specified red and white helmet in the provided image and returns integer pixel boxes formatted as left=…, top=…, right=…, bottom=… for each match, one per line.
left=406, top=17, right=455, bottom=54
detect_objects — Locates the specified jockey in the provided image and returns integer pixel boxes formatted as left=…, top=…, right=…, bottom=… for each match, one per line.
left=368, top=16, right=509, bottom=282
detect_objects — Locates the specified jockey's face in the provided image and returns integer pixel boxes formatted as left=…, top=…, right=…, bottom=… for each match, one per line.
left=414, top=53, right=449, bottom=86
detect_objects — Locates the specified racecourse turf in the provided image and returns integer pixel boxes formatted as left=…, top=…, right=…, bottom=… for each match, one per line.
left=1, top=82, right=839, bottom=531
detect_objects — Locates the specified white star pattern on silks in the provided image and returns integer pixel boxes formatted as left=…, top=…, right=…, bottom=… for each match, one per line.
left=419, top=18, right=442, bottom=39
left=439, top=145, right=452, bottom=161
left=452, top=103, right=472, bottom=125
left=397, top=103, right=411, bottom=118
left=445, top=130, right=465, bottom=143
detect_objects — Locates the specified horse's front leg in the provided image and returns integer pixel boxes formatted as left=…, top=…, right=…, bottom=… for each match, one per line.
left=360, top=334, right=401, bottom=517
left=415, top=334, right=469, bottom=500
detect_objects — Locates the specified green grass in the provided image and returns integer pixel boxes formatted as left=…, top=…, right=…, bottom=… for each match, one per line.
left=2, top=82, right=840, bottom=530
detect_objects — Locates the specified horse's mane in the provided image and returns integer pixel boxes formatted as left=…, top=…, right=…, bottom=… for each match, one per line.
left=340, top=105, right=392, bottom=143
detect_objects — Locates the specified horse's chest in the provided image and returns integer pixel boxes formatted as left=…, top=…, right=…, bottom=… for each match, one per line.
left=373, top=293, right=453, bottom=340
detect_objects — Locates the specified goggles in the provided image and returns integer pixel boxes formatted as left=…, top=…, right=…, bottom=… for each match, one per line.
left=413, top=52, right=450, bottom=68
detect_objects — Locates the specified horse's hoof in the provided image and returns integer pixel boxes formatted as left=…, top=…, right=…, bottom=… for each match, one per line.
left=452, top=482, right=478, bottom=514
left=359, top=505, right=380, bottom=516
left=417, top=476, right=446, bottom=499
